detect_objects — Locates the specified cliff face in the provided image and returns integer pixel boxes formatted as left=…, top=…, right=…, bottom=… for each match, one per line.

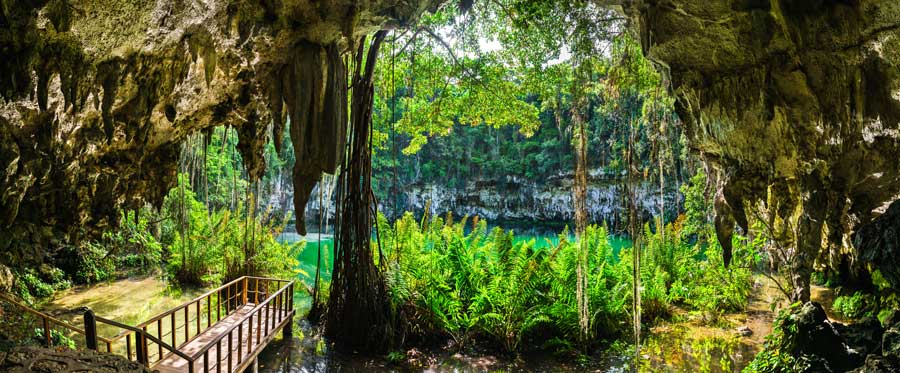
left=386, top=172, right=679, bottom=229
left=626, top=0, right=900, bottom=296
left=0, top=0, right=442, bottom=266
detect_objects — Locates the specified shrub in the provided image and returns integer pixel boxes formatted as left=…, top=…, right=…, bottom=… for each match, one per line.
left=33, top=328, right=76, bottom=349
left=833, top=292, right=873, bottom=320
left=162, top=173, right=301, bottom=286
left=744, top=303, right=811, bottom=373
left=14, top=269, right=54, bottom=302
left=74, top=242, right=116, bottom=284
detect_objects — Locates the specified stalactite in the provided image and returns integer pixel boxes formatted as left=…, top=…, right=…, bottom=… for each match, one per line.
left=282, top=42, right=347, bottom=235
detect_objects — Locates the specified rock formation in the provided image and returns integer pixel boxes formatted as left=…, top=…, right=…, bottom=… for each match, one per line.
left=765, top=302, right=900, bottom=372
left=384, top=173, right=680, bottom=229
left=0, top=346, right=150, bottom=372
left=625, top=0, right=900, bottom=300
left=0, top=0, right=442, bottom=265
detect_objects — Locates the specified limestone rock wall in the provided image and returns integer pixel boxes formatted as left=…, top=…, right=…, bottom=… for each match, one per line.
left=625, top=0, right=900, bottom=296
left=385, top=172, right=680, bottom=229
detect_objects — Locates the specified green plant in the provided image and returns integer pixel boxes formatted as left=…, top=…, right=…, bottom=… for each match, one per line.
left=162, top=173, right=301, bottom=286
left=14, top=269, right=54, bottom=301
left=376, top=198, right=759, bottom=353
left=744, top=303, right=811, bottom=373
left=386, top=351, right=406, bottom=364
left=33, top=328, right=76, bottom=349
left=74, top=242, right=116, bottom=284
left=833, top=292, right=873, bottom=320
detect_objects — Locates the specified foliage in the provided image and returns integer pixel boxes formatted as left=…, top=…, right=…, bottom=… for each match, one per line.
left=161, top=173, right=302, bottom=286
left=73, top=242, right=117, bottom=284
left=369, top=3, right=685, bottom=212
left=832, top=291, right=873, bottom=320
left=13, top=269, right=55, bottom=303
left=33, top=328, right=76, bottom=349
left=49, top=209, right=164, bottom=288
left=743, top=303, right=811, bottom=373
left=377, top=189, right=757, bottom=353
left=104, top=210, right=163, bottom=270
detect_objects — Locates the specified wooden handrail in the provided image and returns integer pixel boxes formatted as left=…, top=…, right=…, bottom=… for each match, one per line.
left=137, top=276, right=284, bottom=328
left=97, top=315, right=193, bottom=364
left=188, top=280, right=294, bottom=361
left=0, top=292, right=90, bottom=345
left=138, top=276, right=243, bottom=327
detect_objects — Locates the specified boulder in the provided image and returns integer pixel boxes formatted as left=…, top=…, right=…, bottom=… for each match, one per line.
left=851, top=354, right=900, bottom=373
left=884, top=325, right=900, bottom=361
left=855, top=201, right=900, bottom=291
left=788, top=302, right=863, bottom=372
left=836, top=317, right=885, bottom=357
left=0, top=346, right=149, bottom=372
left=881, top=309, right=900, bottom=328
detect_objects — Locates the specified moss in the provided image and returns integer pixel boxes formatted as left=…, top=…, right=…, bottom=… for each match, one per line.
left=66, top=0, right=154, bottom=58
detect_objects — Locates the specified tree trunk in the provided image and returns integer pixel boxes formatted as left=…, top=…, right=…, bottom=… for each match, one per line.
left=326, top=31, right=395, bottom=353
left=627, top=113, right=642, bottom=371
left=571, top=61, right=590, bottom=343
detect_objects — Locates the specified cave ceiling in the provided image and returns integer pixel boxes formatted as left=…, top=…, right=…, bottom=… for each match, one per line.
left=0, top=0, right=443, bottom=263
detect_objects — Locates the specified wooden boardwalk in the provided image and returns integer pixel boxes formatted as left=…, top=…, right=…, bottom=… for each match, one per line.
left=154, top=303, right=288, bottom=373
left=2, top=276, right=295, bottom=373
left=95, top=277, right=296, bottom=373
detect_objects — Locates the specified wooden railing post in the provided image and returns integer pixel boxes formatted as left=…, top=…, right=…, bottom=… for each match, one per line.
left=171, top=313, right=177, bottom=349
left=42, top=317, right=52, bottom=347
left=84, top=308, right=98, bottom=350
left=284, top=282, right=294, bottom=339
left=254, top=278, right=259, bottom=303
left=217, top=288, right=222, bottom=321
left=136, top=328, right=148, bottom=366
left=242, top=277, right=248, bottom=305
left=238, top=321, right=244, bottom=364
left=184, top=306, right=189, bottom=343
left=196, top=300, right=201, bottom=336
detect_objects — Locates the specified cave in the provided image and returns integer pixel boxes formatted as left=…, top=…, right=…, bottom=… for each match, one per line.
left=1, top=0, right=899, bottom=372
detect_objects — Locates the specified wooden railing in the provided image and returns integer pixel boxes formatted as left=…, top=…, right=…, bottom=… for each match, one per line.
left=0, top=292, right=96, bottom=348
left=0, top=276, right=295, bottom=373
left=180, top=279, right=295, bottom=373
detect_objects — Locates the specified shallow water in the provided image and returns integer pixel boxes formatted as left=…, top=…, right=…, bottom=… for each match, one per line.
left=38, top=275, right=205, bottom=351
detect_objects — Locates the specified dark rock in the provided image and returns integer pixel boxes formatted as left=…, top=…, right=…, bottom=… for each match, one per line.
left=0, top=346, right=149, bottom=372
left=851, top=354, right=900, bottom=373
left=855, top=200, right=900, bottom=291
left=0, top=265, right=12, bottom=292
left=736, top=325, right=753, bottom=337
left=882, top=309, right=900, bottom=328
left=790, top=302, right=863, bottom=372
left=836, top=317, right=884, bottom=357
left=884, top=325, right=900, bottom=361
